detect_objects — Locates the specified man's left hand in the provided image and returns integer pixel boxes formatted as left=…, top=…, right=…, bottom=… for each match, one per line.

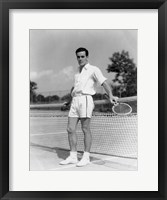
left=109, top=96, right=118, bottom=104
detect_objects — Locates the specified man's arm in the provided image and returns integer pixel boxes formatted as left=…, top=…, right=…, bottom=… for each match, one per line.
left=93, top=67, right=118, bottom=103
left=102, top=81, right=118, bottom=104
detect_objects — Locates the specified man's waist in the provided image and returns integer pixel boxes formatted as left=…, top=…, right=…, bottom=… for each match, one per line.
left=72, top=93, right=92, bottom=97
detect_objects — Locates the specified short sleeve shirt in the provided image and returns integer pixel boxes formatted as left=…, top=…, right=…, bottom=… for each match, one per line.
left=71, top=63, right=107, bottom=96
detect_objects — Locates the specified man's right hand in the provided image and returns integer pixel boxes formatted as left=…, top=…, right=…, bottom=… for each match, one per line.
left=61, top=101, right=70, bottom=111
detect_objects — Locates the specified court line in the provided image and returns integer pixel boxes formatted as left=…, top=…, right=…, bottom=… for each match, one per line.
left=30, top=131, right=82, bottom=136
left=48, top=156, right=137, bottom=171
left=49, top=164, right=78, bottom=170
left=30, top=129, right=136, bottom=137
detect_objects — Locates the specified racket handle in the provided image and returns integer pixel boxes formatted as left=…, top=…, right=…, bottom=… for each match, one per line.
left=104, top=94, right=118, bottom=105
left=104, top=93, right=109, bottom=99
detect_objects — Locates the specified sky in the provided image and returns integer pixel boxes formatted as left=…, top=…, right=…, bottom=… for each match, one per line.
left=30, top=29, right=137, bottom=95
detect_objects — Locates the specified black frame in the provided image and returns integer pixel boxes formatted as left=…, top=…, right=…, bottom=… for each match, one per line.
left=0, top=0, right=166, bottom=199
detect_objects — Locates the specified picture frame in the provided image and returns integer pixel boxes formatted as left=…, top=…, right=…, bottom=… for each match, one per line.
left=0, top=0, right=166, bottom=199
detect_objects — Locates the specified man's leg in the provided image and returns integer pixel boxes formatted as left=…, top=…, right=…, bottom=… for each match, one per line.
left=59, top=117, right=79, bottom=165
left=76, top=118, right=92, bottom=167
left=80, top=118, right=92, bottom=152
left=67, top=117, right=79, bottom=151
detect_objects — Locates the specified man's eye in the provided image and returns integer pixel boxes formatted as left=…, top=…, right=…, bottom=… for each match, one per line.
left=77, top=56, right=85, bottom=58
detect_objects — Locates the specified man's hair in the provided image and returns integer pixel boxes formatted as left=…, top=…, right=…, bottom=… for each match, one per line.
left=75, top=47, right=89, bottom=57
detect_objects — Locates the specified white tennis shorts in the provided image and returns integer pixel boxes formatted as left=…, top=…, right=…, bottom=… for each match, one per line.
left=68, top=95, right=94, bottom=118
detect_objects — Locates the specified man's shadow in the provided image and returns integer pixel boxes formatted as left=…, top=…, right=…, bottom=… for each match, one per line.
left=30, top=142, right=69, bottom=159
left=30, top=142, right=100, bottom=162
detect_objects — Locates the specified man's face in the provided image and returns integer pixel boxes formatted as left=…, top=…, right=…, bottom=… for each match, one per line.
left=76, top=51, right=88, bottom=67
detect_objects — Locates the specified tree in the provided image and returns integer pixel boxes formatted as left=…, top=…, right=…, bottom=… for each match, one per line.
left=36, top=94, right=45, bottom=103
left=45, top=96, right=52, bottom=103
left=61, top=93, right=71, bottom=102
left=30, top=81, right=38, bottom=103
left=44, top=95, right=60, bottom=103
left=51, top=95, right=60, bottom=102
left=107, top=50, right=137, bottom=97
left=93, top=93, right=106, bottom=100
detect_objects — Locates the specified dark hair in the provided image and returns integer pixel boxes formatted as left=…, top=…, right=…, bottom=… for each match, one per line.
left=75, top=47, right=89, bottom=57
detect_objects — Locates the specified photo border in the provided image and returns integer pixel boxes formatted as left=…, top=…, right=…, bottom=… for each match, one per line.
left=0, top=0, right=166, bottom=199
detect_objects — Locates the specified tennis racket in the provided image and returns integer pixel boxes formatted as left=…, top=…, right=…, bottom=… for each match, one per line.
left=104, top=94, right=132, bottom=116
left=112, top=102, right=132, bottom=115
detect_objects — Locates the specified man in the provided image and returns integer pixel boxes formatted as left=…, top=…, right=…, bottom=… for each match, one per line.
left=60, top=47, right=118, bottom=167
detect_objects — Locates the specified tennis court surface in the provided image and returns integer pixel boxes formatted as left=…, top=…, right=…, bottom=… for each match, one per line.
left=30, top=97, right=138, bottom=171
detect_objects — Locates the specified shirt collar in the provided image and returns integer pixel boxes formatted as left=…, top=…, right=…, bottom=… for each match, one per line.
left=84, top=63, right=89, bottom=70
left=77, top=63, right=89, bottom=73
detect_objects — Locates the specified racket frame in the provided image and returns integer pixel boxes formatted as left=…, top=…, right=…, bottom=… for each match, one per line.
left=112, top=102, right=132, bottom=116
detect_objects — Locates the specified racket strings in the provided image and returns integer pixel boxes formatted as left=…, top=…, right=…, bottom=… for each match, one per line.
left=113, top=103, right=132, bottom=115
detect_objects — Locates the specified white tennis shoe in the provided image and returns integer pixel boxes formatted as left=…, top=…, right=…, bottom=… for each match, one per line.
left=76, top=157, right=90, bottom=167
left=59, top=151, right=78, bottom=165
left=59, top=156, right=78, bottom=165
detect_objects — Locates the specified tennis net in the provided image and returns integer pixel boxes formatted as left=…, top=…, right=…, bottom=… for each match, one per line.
left=30, top=96, right=137, bottom=159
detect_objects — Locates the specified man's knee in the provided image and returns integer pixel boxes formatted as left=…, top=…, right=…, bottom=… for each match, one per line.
left=81, top=125, right=90, bottom=134
left=67, top=126, right=76, bottom=134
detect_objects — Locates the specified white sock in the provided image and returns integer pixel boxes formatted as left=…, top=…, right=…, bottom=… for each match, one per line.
left=83, top=152, right=90, bottom=159
left=70, top=151, right=77, bottom=158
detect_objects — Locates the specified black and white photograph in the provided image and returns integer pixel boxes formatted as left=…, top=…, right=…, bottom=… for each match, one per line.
left=1, top=0, right=165, bottom=196
left=30, top=29, right=138, bottom=171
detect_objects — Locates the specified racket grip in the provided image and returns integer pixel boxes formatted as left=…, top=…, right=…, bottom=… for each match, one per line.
left=104, top=93, right=109, bottom=99
left=104, top=93, right=118, bottom=104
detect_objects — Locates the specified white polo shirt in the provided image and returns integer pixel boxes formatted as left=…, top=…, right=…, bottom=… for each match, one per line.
left=71, top=63, right=107, bottom=97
